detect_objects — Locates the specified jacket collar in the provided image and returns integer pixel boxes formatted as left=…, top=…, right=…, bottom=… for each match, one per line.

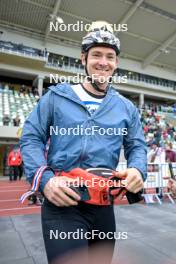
left=49, top=83, right=119, bottom=104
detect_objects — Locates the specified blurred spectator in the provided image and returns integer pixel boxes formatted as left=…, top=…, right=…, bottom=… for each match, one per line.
left=26, top=86, right=32, bottom=94
left=147, top=141, right=166, bottom=163
left=38, top=50, right=43, bottom=56
left=11, top=85, right=15, bottom=94
left=33, top=87, right=39, bottom=96
left=44, top=48, right=49, bottom=59
left=13, top=115, right=20, bottom=126
left=3, top=115, right=11, bottom=126
left=9, top=83, right=14, bottom=93
left=7, top=145, right=23, bottom=181
left=18, top=43, right=24, bottom=51
left=32, top=86, right=35, bottom=93
left=20, top=84, right=26, bottom=93
left=165, top=143, right=176, bottom=162
left=153, top=125, right=162, bottom=143
left=147, top=140, right=166, bottom=198
left=168, top=179, right=176, bottom=198
left=167, top=163, right=176, bottom=198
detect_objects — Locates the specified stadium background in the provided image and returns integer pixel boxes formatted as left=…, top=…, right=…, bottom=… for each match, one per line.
left=0, top=0, right=176, bottom=177
left=0, top=1, right=176, bottom=264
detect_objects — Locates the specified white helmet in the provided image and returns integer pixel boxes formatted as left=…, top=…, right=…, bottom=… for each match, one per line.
left=82, top=21, right=120, bottom=55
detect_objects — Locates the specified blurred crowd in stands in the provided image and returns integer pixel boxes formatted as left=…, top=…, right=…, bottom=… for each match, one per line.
left=141, top=102, right=176, bottom=114
left=0, top=82, right=39, bottom=96
left=3, top=114, right=20, bottom=127
left=0, top=40, right=49, bottom=58
left=141, top=108, right=176, bottom=162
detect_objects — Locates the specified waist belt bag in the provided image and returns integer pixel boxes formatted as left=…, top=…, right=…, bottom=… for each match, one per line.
left=21, top=167, right=144, bottom=204
left=55, top=168, right=127, bottom=205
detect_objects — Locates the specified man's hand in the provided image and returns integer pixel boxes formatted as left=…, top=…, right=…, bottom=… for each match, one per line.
left=43, top=176, right=81, bottom=207
left=114, top=168, right=144, bottom=193
left=168, top=179, right=176, bottom=196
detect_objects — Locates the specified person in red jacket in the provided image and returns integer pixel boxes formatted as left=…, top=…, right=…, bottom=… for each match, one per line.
left=8, top=145, right=23, bottom=181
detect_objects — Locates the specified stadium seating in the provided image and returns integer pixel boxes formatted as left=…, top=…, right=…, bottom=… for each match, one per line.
left=0, top=85, right=38, bottom=127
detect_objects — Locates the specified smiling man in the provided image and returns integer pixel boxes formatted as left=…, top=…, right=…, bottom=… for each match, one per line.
left=20, top=21, right=147, bottom=264
left=83, top=46, right=117, bottom=90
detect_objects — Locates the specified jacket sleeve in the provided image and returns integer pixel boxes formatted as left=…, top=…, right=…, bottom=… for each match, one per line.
left=20, top=91, right=54, bottom=192
left=123, top=107, right=147, bottom=181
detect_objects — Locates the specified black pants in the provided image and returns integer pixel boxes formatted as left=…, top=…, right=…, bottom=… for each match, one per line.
left=41, top=199, right=116, bottom=264
left=18, top=164, right=23, bottom=180
left=9, top=165, right=23, bottom=181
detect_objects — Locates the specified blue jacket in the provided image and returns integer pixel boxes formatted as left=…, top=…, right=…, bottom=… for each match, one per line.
left=20, top=83, right=147, bottom=192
